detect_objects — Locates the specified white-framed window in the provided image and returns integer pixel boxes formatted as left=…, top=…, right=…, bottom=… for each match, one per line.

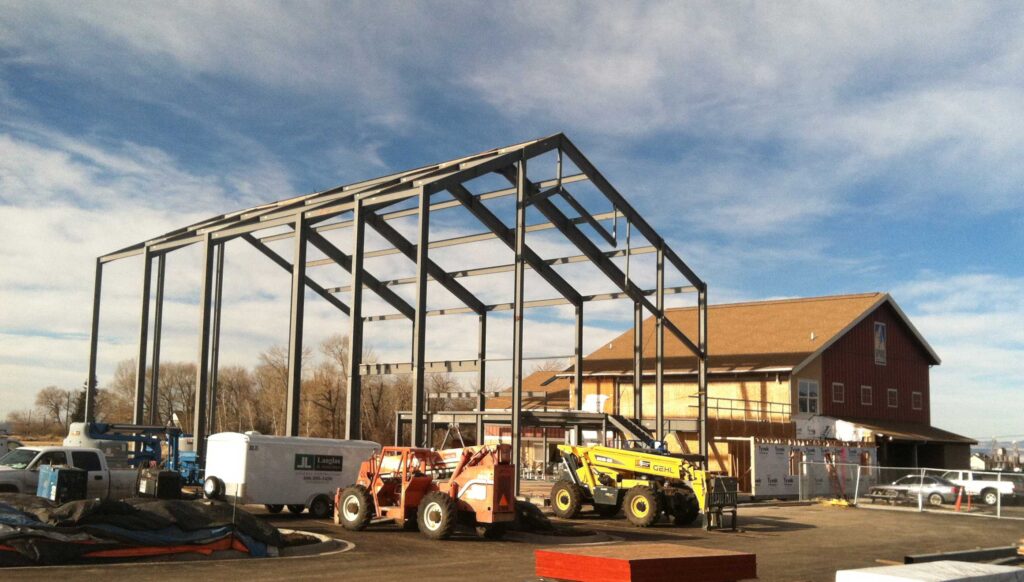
left=874, top=322, right=887, bottom=366
left=832, top=382, right=845, bottom=403
left=911, top=391, right=923, bottom=410
left=797, top=379, right=819, bottom=414
left=861, top=385, right=873, bottom=406
left=887, top=388, right=898, bottom=408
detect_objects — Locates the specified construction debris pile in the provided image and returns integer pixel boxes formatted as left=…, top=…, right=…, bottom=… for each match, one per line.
left=0, top=494, right=284, bottom=566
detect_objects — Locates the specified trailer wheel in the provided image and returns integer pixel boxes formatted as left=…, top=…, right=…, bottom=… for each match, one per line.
left=287, top=504, right=305, bottom=514
left=550, top=480, right=584, bottom=519
left=418, top=491, right=457, bottom=540
left=203, top=476, right=224, bottom=500
left=309, top=494, right=332, bottom=519
left=624, top=486, right=661, bottom=527
left=671, top=490, right=700, bottom=526
left=338, top=486, right=373, bottom=531
left=265, top=504, right=284, bottom=514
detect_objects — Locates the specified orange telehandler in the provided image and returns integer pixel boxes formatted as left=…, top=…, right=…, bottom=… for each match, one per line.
left=334, top=444, right=516, bottom=540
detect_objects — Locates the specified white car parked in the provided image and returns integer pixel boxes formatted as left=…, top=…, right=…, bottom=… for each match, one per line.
left=940, top=470, right=1021, bottom=506
left=0, top=446, right=138, bottom=500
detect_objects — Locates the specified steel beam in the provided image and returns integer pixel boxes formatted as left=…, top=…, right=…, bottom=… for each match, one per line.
left=511, top=158, right=527, bottom=496
left=208, top=243, right=225, bottom=434
left=655, top=246, right=665, bottom=441
left=241, top=234, right=349, bottom=315
left=133, top=249, right=152, bottom=425
left=633, top=301, right=643, bottom=420
left=574, top=303, right=584, bottom=443
left=306, top=230, right=414, bottom=320
left=364, top=212, right=486, bottom=315
left=285, top=214, right=307, bottom=437
left=410, top=191, right=430, bottom=447
left=84, top=259, right=102, bottom=422
left=698, top=284, right=709, bottom=465
left=447, top=183, right=581, bottom=306
left=363, top=285, right=695, bottom=322
left=193, top=235, right=215, bottom=460
left=476, top=313, right=486, bottom=442
left=530, top=194, right=702, bottom=358
left=149, top=254, right=165, bottom=425
left=559, top=188, right=616, bottom=247
left=360, top=359, right=480, bottom=376
left=345, top=200, right=366, bottom=441
left=327, top=246, right=657, bottom=294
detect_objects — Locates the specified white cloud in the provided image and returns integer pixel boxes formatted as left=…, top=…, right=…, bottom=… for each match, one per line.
left=894, top=273, right=1024, bottom=439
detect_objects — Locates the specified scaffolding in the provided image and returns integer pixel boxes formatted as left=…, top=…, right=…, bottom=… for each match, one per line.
left=84, top=133, right=708, bottom=492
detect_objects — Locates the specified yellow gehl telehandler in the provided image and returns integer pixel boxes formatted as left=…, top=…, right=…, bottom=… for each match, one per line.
left=551, top=443, right=738, bottom=530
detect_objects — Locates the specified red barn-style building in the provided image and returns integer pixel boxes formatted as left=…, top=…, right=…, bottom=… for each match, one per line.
left=491, top=293, right=974, bottom=482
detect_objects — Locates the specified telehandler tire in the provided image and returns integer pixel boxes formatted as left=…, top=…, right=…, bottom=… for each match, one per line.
left=418, top=491, right=457, bottom=540
left=551, top=480, right=584, bottom=519
left=624, top=486, right=662, bottom=527
left=671, top=489, right=700, bottom=526
left=337, top=485, right=373, bottom=531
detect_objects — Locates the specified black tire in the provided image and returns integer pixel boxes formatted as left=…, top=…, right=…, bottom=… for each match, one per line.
left=265, top=504, right=284, bottom=514
left=417, top=491, right=457, bottom=540
left=927, top=493, right=943, bottom=507
left=287, top=504, right=306, bottom=514
left=337, top=486, right=374, bottom=531
left=475, top=523, right=507, bottom=539
left=203, top=476, right=224, bottom=500
left=309, top=494, right=332, bottom=519
left=623, top=486, right=661, bottom=527
left=982, top=489, right=999, bottom=506
left=550, top=480, right=584, bottom=519
left=672, top=489, right=701, bottom=526
left=594, top=501, right=622, bottom=518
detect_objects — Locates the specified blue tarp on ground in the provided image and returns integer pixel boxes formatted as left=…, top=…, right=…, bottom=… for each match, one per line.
left=0, top=493, right=279, bottom=565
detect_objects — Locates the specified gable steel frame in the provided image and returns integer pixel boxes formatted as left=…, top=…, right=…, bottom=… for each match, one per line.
left=84, top=133, right=709, bottom=488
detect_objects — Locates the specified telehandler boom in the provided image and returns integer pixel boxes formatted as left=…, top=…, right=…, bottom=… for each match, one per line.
left=552, top=444, right=738, bottom=529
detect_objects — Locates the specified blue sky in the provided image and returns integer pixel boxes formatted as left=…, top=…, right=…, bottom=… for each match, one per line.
left=1, top=2, right=1022, bottom=439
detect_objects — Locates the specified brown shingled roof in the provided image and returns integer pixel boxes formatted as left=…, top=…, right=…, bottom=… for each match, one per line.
left=487, top=370, right=571, bottom=410
left=580, top=292, right=926, bottom=375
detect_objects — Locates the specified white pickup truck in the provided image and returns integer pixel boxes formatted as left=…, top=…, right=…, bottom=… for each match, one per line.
left=0, top=446, right=137, bottom=500
left=940, top=470, right=1022, bottom=506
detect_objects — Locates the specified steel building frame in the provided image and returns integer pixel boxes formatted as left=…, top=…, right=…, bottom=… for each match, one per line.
left=84, top=134, right=709, bottom=486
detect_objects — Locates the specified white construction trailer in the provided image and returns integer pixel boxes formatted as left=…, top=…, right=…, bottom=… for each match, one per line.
left=202, top=432, right=379, bottom=518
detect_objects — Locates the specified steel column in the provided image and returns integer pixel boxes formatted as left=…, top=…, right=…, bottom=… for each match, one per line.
left=193, top=235, right=215, bottom=460
left=84, top=259, right=103, bottom=423
left=698, top=284, right=709, bottom=464
left=133, top=249, right=152, bottom=425
left=149, top=254, right=165, bottom=424
left=655, top=246, right=665, bottom=441
left=410, top=191, right=430, bottom=447
left=511, top=158, right=527, bottom=496
left=285, top=214, right=307, bottom=437
left=345, top=203, right=366, bottom=441
left=208, top=243, right=225, bottom=434
left=574, top=303, right=584, bottom=443
left=633, top=302, right=643, bottom=420
left=476, top=313, right=486, bottom=443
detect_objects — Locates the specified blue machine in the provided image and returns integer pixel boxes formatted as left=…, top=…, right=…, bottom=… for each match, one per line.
left=80, top=423, right=203, bottom=485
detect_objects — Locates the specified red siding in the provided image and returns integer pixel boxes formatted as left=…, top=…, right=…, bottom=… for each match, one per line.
left=820, top=303, right=932, bottom=424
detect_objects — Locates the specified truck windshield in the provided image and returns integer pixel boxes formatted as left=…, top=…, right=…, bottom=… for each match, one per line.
left=0, top=449, right=37, bottom=470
